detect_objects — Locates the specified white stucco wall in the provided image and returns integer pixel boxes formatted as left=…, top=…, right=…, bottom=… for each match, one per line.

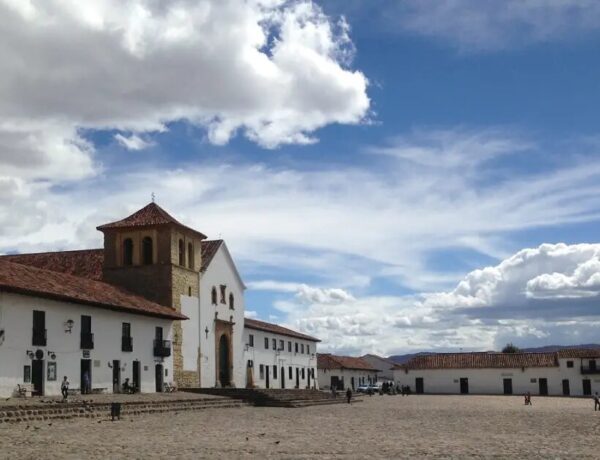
left=0, top=291, right=173, bottom=398
left=199, top=244, right=245, bottom=388
left=393, top=358, right=600, bottom=396
left=318, top=368, right=379, bottom=390
left=242, top=327, right=318, bottom=389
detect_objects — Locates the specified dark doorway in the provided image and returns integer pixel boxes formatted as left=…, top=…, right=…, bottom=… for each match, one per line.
left=218, top=335, right=230, bottom=387
left=460, top=378, right=469, bottom=394
left=296, top=367, right=300, bottom=388
left=132, top=361, right=140, bottom=393
left=503, top=378, right=513, bottom=395
left=307, top=368, right=311, bottom=389
left=80, top=359, right=91, bottom=393
left=538, top=378, right=548, bottom=396
left=583, top=379, right=592, bottom=396
left=31, top=360, right=44, bottom=396
left=155, top=364, right=164, bottom=392
left=415, top=377, right=424, bottom=394
left=331, top=376, right=340, bottom=390
left=281, top=366, right=285, bottom=389
left=351, top=377, right=355, bottom=390
left=113, top=360, right=120, bottom=393
left=562, top=379, right=570, bottom=396
left=265, top=365, right=270, bottom=389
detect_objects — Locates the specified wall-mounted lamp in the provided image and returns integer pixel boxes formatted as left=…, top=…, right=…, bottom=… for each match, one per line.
left=47, top=351, right=56, bottom=360
left=64, top=319, right=74, bottom=333
left=26, top=350, right=34, bottom=359
left=205, top=326, right=210, bottom=339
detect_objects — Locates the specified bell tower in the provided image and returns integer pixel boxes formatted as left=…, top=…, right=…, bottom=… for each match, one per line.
left=97, top=202, right=206, bottom=386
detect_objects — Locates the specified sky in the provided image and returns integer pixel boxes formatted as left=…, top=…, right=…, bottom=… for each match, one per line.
left=2, top=0, right=600, bottom=356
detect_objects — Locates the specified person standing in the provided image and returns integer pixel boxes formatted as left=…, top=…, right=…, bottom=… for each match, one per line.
left=346, top=387, right=352, bottom=404
left=594, top=392, right=599, bottom=411
left=61, top=376, right=69, bottom=401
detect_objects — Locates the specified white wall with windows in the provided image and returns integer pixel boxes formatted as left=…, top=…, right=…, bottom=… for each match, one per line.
left=198, top=243, right=245, bottom=388
left=318, top=368, right=379, bottom=391
left=242, top=327, right=318, bottom=389
left=0, top=291, right=174, bottom=398
left=392, top=358, right=600, bottom=396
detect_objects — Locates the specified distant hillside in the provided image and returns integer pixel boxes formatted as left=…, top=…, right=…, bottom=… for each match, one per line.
left=388, top=344, right=600, bottom=364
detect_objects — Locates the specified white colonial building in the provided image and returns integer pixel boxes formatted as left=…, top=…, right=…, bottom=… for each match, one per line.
left=0, top=258, right=180, bottom=398
left=243, top=319, right=319, bottom=389
left=317, top=354, right=379, bottom=390
left=393, top=349, right=600, bottom=396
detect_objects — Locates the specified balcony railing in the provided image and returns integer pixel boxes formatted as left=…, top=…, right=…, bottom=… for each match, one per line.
left=154, top=339, right=171, bottom=357
left=80, top=332, right=94, bottom=350
left=32, top=328, right=47, bottom=347
left=122, top=336, right=133, bottom=352
left=580, top=365, right=600, bottom=375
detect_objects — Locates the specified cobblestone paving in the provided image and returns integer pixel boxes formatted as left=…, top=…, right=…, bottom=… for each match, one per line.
left=1, top=395, right=599, bottom=459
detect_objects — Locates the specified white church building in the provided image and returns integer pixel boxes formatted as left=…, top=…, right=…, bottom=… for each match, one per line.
left=0, top=202, right=319, bottom=397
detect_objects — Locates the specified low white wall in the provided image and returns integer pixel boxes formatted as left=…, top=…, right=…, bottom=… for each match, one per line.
left=243, top=328, right=318, bottom=389
left=0, top=292, right=173, bottom=398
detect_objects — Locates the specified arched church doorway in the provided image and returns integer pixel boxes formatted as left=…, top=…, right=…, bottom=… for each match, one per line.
left=218, top=334, right=231, bottom=387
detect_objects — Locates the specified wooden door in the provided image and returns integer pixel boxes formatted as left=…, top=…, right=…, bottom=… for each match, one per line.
left=113, top=360, right=120, bottom=393
left=132, top=361, right=140, bottom=392
left=503, top=378, right=513, bottom=395
left=562, top=379, right=570, bottom=396
left=415, top=377, right=424, bottom=394
left=583, top=379, right=592, bottom=396
left=538, top=378, right=548, bottom=396
left=155, top=364, right=163, bottom=392
left=460, top=378, right=469, bottom=394
left=265, top=366, right=270, bottom=389
left=31, top=360, right=44, bottom=396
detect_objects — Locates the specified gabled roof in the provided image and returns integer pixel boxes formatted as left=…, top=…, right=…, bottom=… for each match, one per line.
left=201, top=240, right=223, bottom=272
left=0, top=249, right=104, bottom=281
left=245, top=318, right=320, bottom=342
left=317, top=353, right=379, bottom=371
left=97, top=202, right=206, bottom=239
left=0, top=260, right=186, bottom=320
left=403, top=352, right=558, bottom=370
left=557, top=348, right=600, bottom=359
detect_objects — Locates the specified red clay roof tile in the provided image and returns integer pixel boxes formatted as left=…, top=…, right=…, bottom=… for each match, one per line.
left=244, top=318, right=320, bottom=342
left=317, top=353, right=379, bottom=371
left=404, top=352, right=558, bottom=370
left=201, top=240, right=223, bottom=272
left=1, top=249, right=104, bottom=281
left=0, top=260, right=186, bottom=320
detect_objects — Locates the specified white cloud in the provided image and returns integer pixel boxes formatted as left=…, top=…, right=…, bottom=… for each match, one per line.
left=0, top=0, right=369, bottom=168
left=114, top=133, right=154, bottom=151
left=396, top=0, right=600, bottom=52
left=249, top=280, right=354, bottom=304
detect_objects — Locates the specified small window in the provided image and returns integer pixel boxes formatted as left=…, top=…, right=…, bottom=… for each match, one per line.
left=122, top=323, right=131, bottom=338
left=249, top=334, right=254, bottom=347
left=306, top=344, right=310, bottom=354
left=123, top=238, right=134, bottom=266
left=188, top=242, right=194, bottom=269
left=279, top=340, right=284, bottom=350
left=259, top=364, right=264, bottom=380
left=295, top=342, right=299, bottom=353
left=301, top=344, right=305, bottom=354
left=178, top=239, right=185, bottom=266
left=142, top=236, right=153, bottom=265
left=211, top=287, right=218, bottom=305
left=264, top=338, right=269, bottom=349
left=567, top=360, right=574, bottom=368
left=229, top=293, right=235, bottom=310
left=288, top=341, right=292, bottom=352
left=289, top=366, right=293, bottom=380
left=273, top=365, right=278, bottom=379
left=220, top=285, right=226, bottom=304
left=188, top=286, right=192, bottom=296
left=272, top=338, right=277, bottom=350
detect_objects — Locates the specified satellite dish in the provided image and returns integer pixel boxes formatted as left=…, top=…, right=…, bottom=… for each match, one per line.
left=35, top=349, right=44, bottom=360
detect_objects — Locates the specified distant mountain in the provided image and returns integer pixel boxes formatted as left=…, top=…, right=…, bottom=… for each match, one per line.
left=388, top=344, right=600, bottom=364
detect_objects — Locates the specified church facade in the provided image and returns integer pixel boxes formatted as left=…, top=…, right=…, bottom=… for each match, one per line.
left=0, top=202, right=318, bottom=397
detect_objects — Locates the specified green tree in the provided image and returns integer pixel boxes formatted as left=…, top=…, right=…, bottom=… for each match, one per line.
left=502, top=343, right=522, bottom=353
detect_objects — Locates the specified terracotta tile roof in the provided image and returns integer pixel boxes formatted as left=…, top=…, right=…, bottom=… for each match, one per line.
left=557, top=348, right=600, bottom=359
left=404, top=352, right=558, bottom=370
left=201, top=240, right=223, bottom=272
left=244, top=318, right=320, bottom=342
left=0, top=260, right=186, bottom=320
left=317, top=353, right=380, bottom=371
left=0, top=249, right=104, bottom=281
left=97, top=202, right=207, bottom=239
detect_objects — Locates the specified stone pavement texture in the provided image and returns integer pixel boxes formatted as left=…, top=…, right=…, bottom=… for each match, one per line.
left=1, top=394, right=599, bottom=459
